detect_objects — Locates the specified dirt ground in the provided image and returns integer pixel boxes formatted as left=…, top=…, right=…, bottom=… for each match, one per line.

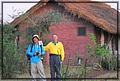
left=19, top=65, right=119, bottom=79
left=1, top=65, right=119, bottom=81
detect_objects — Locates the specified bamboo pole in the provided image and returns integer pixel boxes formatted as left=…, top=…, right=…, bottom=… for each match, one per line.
left=24, top=13, right=41, bottom=38
left=24, top=13, right=37, bottom=27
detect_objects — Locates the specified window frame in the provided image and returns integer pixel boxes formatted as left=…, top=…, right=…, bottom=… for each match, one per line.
left=77, top=27, right=86, bottom=36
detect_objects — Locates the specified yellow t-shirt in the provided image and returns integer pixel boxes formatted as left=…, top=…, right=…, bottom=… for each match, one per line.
left=44, top=41, right=64, bottom=61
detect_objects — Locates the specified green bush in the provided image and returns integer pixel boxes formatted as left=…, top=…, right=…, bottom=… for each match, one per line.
left=87, top=33, right=117, bottom=71
left=2, top=23, right=27, bottom=78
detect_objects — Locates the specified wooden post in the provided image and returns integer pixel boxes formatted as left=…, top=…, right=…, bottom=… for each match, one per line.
left=24, top=13, right=37, bottom=27
left=100, top=30, right=104, bottom=46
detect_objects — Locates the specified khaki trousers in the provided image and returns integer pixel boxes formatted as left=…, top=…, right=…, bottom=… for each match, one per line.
left=31, top=60, right=46, bottom=81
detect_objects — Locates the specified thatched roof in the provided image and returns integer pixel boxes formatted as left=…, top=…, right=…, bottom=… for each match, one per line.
left=11, top=0, right=118, bottom=34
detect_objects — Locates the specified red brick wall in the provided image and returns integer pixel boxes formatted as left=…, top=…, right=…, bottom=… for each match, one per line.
left=47, top=19, right=95, bottom=64
left=19, top=21, right=27, bottom=44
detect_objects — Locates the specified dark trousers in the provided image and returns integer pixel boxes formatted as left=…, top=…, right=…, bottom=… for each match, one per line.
left=50, top=54, right=61, bottom=81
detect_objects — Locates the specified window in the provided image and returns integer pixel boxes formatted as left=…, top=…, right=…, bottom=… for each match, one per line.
left=78, top=27, right=86, bottom=36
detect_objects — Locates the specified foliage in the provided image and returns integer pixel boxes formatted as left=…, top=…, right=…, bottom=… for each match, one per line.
left=59, top=32, right=111, bottom=78
left=60, top=58, right=70, bottom=79
left=1, top=23, right=27, bottom=78
left=60, top=59, right=92, bottom=79
left=87, top=33, right=117, bottom=70
left=66, top=33, right=117, bottom=79
left=24, top=10, right=68, bottom=45
left=35, top=10, right=67, bottom=33
left=74, top=52, right=93, bottom=78
left=87, top=33, right=110, bottom=58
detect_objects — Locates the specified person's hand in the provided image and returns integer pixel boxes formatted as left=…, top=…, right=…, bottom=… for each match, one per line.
left=60, top=61, right=62, bottom=66
left=34, top=52, right=41, bottom=56
left=38, top=53, right=41, bottom=56
left=34, top=52, right=37, bottom=56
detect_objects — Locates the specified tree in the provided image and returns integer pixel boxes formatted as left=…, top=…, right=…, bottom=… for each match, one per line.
left=24, top=10, right=68, bottom=45
left=1, top=23, right=26, bottom=78
left=87, top=33, right=117, bottom=70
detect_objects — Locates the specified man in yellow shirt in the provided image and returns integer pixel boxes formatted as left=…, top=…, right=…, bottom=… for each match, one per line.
left=44, top=33, right=64, bottom=81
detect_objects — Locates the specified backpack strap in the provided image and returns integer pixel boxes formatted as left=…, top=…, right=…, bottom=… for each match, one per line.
left=30, top=43, right=33, bottom=52
left=30, top=43, right=44, bottom=55
left=40, top=45, right=42, bottom=53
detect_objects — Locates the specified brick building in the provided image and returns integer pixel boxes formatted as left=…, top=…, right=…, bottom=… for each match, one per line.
left=11, top=0, right=118, bottom=65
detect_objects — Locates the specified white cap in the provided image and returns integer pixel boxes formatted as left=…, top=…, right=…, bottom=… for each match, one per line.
left=32, top=34, right=40, bottom=40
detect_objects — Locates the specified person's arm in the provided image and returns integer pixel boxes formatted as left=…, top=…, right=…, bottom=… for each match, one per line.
left=44, top=42, right=50, bottom=51
left=60, top=43, right=65, bottom=61
left=26, top=44, right=34, bottom=56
